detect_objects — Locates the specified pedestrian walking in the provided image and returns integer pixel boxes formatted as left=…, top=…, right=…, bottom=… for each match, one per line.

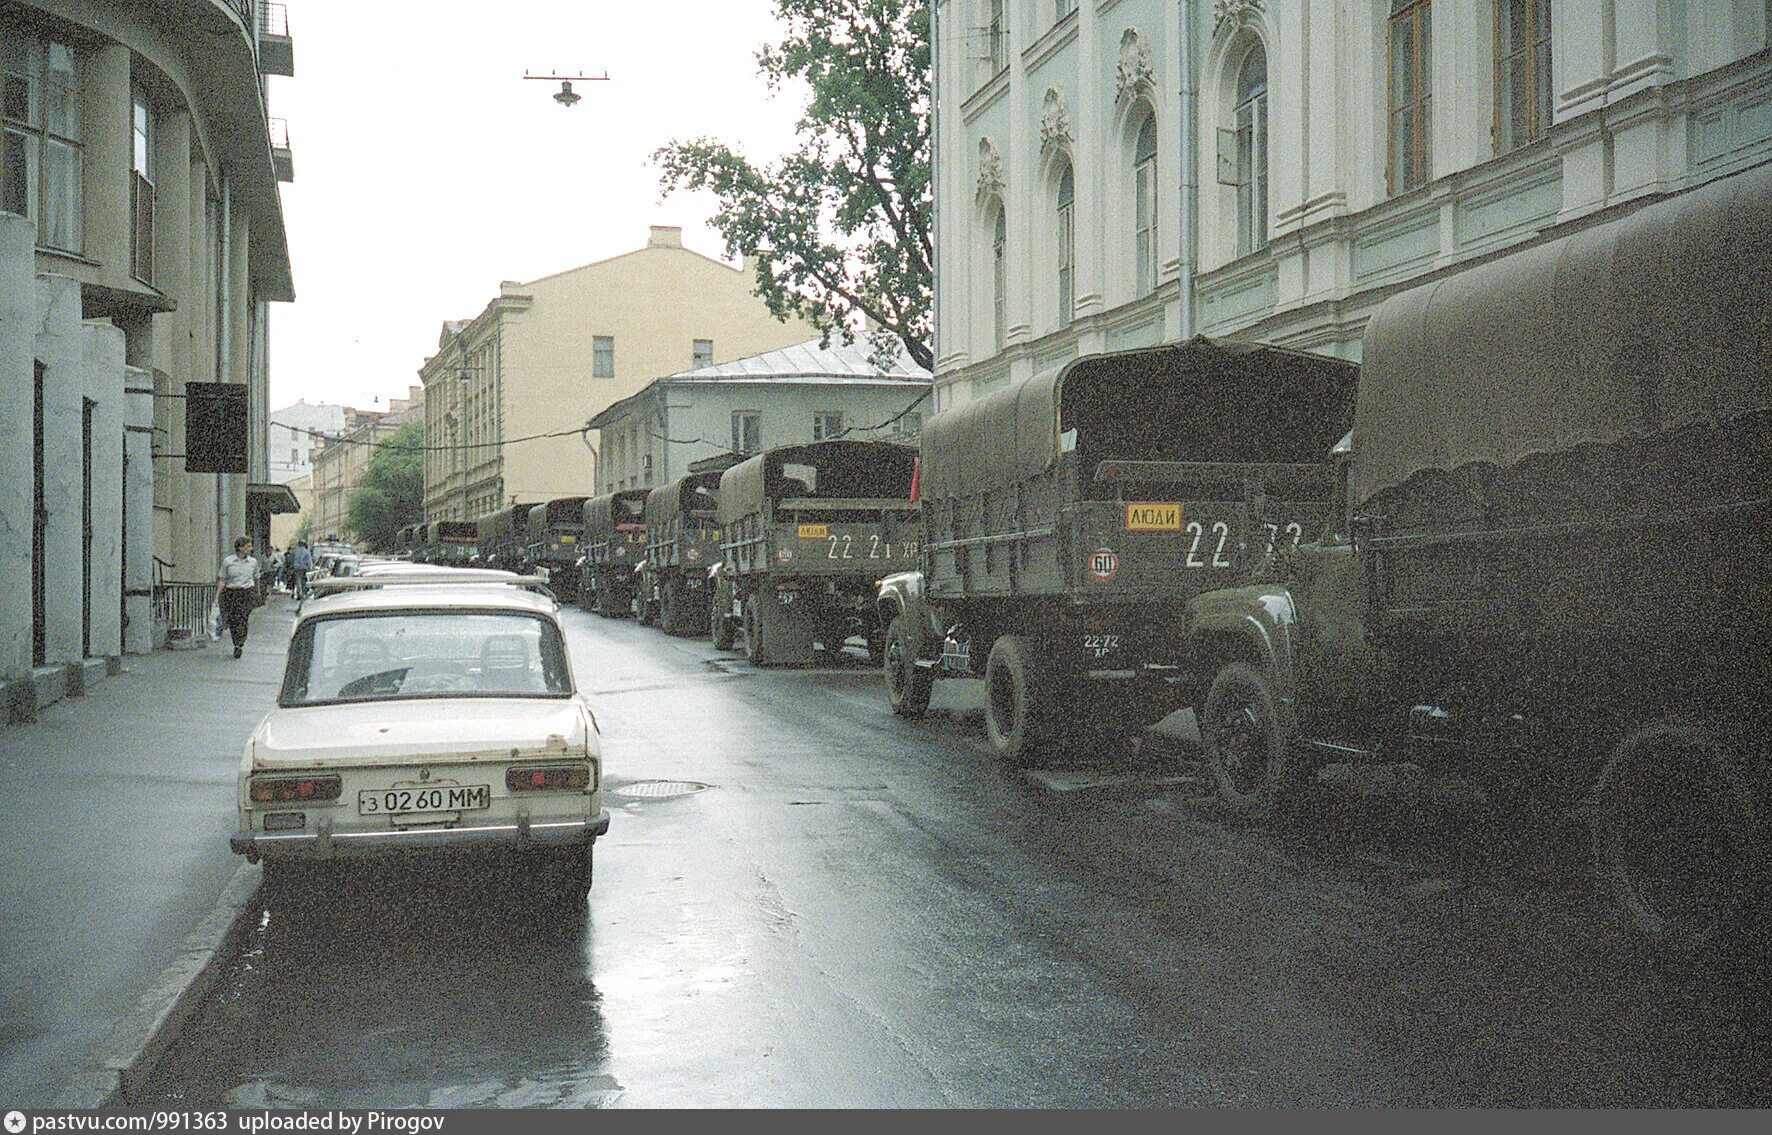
left=214, top=536, right=259, bottom=659
left=286, top=540, right=313, bottom=609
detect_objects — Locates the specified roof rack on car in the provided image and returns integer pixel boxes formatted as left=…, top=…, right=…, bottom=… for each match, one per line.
left=308, top=570, right=554, bottom=594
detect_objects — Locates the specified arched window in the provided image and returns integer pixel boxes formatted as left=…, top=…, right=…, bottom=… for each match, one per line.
left=1234, top=45, right=1268, bottom=256
left=1056, top=162, right=1075, bottom=328
left=1133, top=113, right=1158, bottom=297
left=991, top=203, right=1007, bottom=351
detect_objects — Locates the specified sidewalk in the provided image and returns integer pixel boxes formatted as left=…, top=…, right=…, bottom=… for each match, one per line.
left=0, top=597, right=297, bottom=1106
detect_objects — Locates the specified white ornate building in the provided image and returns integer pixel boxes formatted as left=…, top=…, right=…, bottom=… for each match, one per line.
left=931, top=0, right=1772, bottom=409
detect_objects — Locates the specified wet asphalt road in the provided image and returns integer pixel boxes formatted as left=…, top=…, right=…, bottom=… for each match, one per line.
left=135, top=605, right=1771, bottom=1107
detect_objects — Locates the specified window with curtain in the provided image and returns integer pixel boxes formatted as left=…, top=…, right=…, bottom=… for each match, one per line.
left=1495, top=0, right=1552, bottom=152
left=1056, top=162, right=1075, bottom=328
left=692, top=338, right=713, bottom=368
left=1234, top=45, right=1269, bottom=256
left=1389, top=1, right=1433, bottom=194
left=731, top=411, right=761, bottom=456
left=991, top=203, right=1007, bottom=351
left=1133, top=113, right=1158, bottom=297
left=2, top=37, right=81, bottom=253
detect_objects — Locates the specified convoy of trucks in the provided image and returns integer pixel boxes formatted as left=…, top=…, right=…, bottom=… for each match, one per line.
left=378, top=163, right=1766, bottom=953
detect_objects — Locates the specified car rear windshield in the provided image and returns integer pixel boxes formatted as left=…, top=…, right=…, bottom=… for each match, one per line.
left=281, top=610, right=573, bottom=707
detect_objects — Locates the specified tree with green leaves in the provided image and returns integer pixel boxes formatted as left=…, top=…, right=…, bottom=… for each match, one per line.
left=655, top=0, right=931, bottom=372
left=345, top=419, right=425, bottom=552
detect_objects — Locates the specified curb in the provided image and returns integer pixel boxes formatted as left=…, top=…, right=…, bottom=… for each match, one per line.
left=56, top=861, right=262, bottom=1108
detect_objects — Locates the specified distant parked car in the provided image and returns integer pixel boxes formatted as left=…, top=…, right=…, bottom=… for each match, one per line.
left=229, top=570, right=607, bottom=908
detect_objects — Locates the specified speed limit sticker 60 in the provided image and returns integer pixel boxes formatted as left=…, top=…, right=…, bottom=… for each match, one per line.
left=1087, top=548, right=1118, bottom=582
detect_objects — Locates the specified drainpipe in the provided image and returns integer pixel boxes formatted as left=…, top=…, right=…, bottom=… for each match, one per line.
left=1179, top=0, right=1199, bottom=340
left=218, top=179, right=233, bottom=563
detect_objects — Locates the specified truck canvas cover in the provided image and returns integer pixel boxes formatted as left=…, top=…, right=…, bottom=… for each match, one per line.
left=919, top=336, right=1358, bottom=500
left=717, top=440, right=919, bottom=527
left=1354, top=162, right=1772, bottom=519
left=645, top=471, right=722, bottom=531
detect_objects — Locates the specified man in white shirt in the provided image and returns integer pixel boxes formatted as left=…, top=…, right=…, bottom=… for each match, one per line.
left=214, top=536, right=260, bottom=659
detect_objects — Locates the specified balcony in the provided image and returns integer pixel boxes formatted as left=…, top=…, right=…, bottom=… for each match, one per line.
left=268, top=116, right=294, bottom=182
left=258, top=2, right=294, bottom=76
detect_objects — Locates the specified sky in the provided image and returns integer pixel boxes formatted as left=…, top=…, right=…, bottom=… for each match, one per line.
left=266, top=0, right=804, bottom=412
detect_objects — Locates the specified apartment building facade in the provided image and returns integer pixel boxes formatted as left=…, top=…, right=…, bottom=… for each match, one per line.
left=932, top=0, right=1772, bottom=409
left=0, top=0, right=294, bottom=714
left=307, top=386, right=422, bottom=544
left=419, top=226, right=814, bottom=523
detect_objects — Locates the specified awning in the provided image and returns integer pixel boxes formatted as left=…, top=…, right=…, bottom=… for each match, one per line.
left=246, top=482, right=302, bottom=514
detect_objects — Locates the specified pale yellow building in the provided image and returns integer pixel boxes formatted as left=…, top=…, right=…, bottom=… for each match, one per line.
left=268, top=470, right=312, bottom=550
left=308, top=385, right=422, bottom=544
left=420, top=226, right=814, bottom=522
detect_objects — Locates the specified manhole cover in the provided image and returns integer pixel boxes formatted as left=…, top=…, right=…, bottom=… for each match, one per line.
left=611, top=780, right=709, bottom=800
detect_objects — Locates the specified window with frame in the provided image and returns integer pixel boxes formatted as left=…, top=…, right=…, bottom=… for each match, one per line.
left=991, top=203, right=1007, bottom=351
left=1234, top=45, right=1269, bottom=256
left=987, top=0, right=1007, bottom=76
left=1133, top=113, right=1158, bottom=297
left=593, top=335, right=615, bottom=378
left=731, top=410, right=761, bottom=455
left=1055, top=0, right=1077, bottom=22
left=2, top=37, right=81, bottom=252
left=132, top=90, right=155, bottom=282
left=692, top=338, right=714, bottom=368
left=1056, top=162, right=1075, bottom=328
left=1388, top=1, right=1433, bottom=194
left=812, top=411, right=843, bottom=442
left=1494, top=0, right=1551, bottom=152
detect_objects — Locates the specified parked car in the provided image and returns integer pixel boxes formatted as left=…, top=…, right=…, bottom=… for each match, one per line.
left=229, top=570, right=607, bottom=907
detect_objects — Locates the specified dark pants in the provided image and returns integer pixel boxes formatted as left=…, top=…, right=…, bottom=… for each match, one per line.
left=220, top=587, right=254, bottom=649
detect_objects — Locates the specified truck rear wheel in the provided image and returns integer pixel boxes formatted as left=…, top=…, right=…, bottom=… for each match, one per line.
left=884, top=615, right=932, bottom=718
left=1201, top=661, right=1289, bottom=816
left=1590, top=721, right=1762, bottom=957
left=984, top=635, right=1057, bottom=766
left=635, top=585, right=656, bottom=626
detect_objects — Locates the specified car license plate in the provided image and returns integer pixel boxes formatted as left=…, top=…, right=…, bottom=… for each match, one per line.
left=358, top=784, right=490, bottom=817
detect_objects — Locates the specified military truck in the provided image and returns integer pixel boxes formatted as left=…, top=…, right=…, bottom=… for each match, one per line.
left=639, top=470, right=725, bottom=635
left=475, top=504, right=528, bottom=571
left=578, top=489, right=649, bottom=615
left=525, top=496, right=588, bottom=601
left=424, top=520, right=478, bottom=566
left=1184, top=164, right=1772, bottom=952
left=875, top=340, right=1357, bottom=762
left=711, top=441, right=920, bottom=665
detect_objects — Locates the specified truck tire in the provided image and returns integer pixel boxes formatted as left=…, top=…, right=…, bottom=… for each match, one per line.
left=1590, top=721, right=1762, bottom=958
left=635, top=586, right=657, bottom=626
left=578, top=577, right=595, bottom=613
left=984, top=635, right=1058, bottom=766
left=1200, top=661, right=1289, bottom=816
left=710, top=593, right=737, bottom=649
left=659, top=578, right=679, bottom=635
left=742, top=590, right=813, bottom=666
left=884, top=615, right=932, bottom=718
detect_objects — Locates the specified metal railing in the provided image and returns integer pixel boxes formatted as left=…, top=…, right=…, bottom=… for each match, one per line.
left=259, top=2, right=290, bottom=38
left=153, top=581, right=213, bottom=646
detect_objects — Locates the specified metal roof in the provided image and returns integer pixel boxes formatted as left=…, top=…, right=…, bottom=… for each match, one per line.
left=664, top=337, right=931, bottom=382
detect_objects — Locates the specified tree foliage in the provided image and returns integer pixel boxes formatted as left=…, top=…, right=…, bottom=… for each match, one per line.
left=345, top=419, right=425, bottom=551
left=655, top=0, right=932, bottom=372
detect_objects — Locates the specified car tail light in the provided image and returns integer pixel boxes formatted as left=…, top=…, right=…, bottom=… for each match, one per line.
left=249, top=774, right=342, bottom=804
left=507, top=765, right=590, bottom=792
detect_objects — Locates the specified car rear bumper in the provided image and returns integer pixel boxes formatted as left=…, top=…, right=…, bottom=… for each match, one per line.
left=231, top=809, right=610, bottom=862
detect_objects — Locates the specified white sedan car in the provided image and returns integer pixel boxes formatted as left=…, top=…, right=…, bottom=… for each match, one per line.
left=230, top=573, right=606, bottom=905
